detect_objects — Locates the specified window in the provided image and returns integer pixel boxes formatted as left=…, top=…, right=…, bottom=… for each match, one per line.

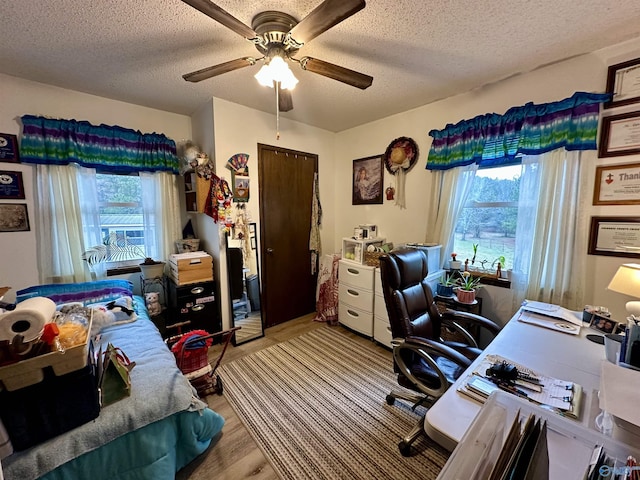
left=96, top=173, right=146, bottom=268
left=452, top=164, right=522, bottom=273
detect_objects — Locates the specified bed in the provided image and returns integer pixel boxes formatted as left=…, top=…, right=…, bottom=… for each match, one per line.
left=1, top=280, right=224, bottom=480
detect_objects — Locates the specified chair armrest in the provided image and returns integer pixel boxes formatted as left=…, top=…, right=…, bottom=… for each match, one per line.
left=404, top=335, right=473, bottom=368
left=392, top=336, right=472, bottom=398
left=442, top=310, right=501, bottom=337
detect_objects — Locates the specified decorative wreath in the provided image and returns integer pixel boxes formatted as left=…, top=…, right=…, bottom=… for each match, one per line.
left=383, top=137, right=419, bottom=175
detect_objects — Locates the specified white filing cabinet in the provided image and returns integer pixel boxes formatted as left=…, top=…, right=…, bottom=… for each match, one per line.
left=373, top=267, right=445, bottom=348
left=338, top=260, right=375, bottom=337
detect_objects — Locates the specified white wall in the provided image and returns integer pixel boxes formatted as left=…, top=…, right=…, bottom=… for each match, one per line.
left=335, top=38, right=640, bottom=325
left=191, top=97, right=336, bottom=330
left=0, top=73, right=192, bottom=301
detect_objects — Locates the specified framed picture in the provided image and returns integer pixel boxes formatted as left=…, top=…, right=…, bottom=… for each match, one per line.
left=232, top=171, right=249, bottom=202
left=604, top=57, right=640, bottom=109
left=352, top=155, right=383, bottom=205
left=0, top=171, right=25, bottom=199
left=588, top=216, right=640, bottom=258
left=593, top=162, right=640, bottom=205
left=0, top=133, right=19, bottom=163
left=250, top=236, right=256, bottom=250
left=598, top=111, right=640, bottom=158
left=0, top=203, right=30, bottom=232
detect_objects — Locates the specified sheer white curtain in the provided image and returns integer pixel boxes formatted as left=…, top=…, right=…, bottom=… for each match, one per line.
left=511, top=149, right=588, bottom=311
left=426, top=164, right=478, bottom=265
left=35, top=164, right=99, bottom=283
left=140, top=171, right=182, bottom=261
left=35, top=167, right=180, bottom=283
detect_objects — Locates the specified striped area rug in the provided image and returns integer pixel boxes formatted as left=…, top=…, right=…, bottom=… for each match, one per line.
left=218, top=327, right=449, bottom=480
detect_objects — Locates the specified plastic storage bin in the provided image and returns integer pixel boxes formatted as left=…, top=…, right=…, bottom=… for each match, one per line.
left=437, top=390, right=640, bottom=480
left=342, top=237, right=385, bottom=264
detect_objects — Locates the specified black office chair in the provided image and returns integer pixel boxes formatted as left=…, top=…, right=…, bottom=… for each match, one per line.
left=379, top=248, right=501, bottom=456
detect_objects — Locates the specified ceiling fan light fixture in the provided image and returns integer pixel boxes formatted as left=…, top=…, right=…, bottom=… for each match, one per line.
left=254, top=54, right=298, bottom=90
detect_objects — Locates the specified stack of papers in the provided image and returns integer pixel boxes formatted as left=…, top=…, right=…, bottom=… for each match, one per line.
left=457, top=354, right=583, bottom=419
left=518, top=300, right=582, bottom=335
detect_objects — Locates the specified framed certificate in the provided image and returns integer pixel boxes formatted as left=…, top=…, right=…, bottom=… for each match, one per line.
left=0, top=170, right=25, bottom=199
left=588, top=216, right=640, bottom=258
left=593, top=162, right=640, bottom=205
left=598, top=111, right=640, bottom=158
left=604, top=57, right=640, bottom=109
left=0, top=133, right=19, bottom=163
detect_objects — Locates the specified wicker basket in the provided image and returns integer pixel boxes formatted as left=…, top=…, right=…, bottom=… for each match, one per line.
left=364, top=251, right=385, bottom=267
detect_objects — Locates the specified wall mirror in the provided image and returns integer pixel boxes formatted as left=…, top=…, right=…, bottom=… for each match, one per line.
left=226, top=222, right=264, bottom=345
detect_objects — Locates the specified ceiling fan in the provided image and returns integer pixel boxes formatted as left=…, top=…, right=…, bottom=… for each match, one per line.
left=181, top=0, right=373, bottom=112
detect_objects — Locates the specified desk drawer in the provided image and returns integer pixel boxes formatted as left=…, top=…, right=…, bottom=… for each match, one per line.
left=373, top=315, right=392, bottom=349
left=339, top=261, right=375, bottom=290
left=374, top=293, right=388, bottom=321
left=339, top=283, right=374, bottom=312
left=338, top=303, right=373, bottom=337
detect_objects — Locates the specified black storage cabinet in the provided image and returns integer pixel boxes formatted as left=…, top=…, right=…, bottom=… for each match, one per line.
left=167, top=279, right=221, bottom=336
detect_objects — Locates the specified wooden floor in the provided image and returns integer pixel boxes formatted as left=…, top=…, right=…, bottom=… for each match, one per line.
left=176, top=313, right=329, bottom=480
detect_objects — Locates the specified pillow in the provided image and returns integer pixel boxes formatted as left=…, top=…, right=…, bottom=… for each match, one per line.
left=16, top=280, right=134, bottom=306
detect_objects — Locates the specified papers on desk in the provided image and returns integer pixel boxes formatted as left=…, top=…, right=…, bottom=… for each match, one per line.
left=518, top=301, right=582, bottom=335
left=457, top=354, right=583, bottom=419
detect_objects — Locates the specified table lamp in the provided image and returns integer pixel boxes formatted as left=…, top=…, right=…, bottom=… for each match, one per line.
left=607, top=263, right=640, bottom=317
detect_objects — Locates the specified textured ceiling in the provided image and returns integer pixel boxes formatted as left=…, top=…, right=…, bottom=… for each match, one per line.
left=2, top=1, right=640, bottom=132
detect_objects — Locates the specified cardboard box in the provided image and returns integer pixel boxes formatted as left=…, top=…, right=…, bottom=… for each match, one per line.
left=169, top=251, right=213, bottom=285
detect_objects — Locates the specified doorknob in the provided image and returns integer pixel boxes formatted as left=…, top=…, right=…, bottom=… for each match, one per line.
left=266, top=248, right=274, bottom=254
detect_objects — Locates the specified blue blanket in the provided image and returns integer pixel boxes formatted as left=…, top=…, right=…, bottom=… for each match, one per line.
left=2, top=296, right=224, bottom=480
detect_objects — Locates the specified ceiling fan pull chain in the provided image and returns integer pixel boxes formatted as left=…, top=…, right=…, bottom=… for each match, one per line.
left=276, top=81, right=281, bottom=140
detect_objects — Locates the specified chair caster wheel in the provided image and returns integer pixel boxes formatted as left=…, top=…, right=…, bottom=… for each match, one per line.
left=385, top=395, right=396, bottom=405
left=398, top=440, right=411, bottom=457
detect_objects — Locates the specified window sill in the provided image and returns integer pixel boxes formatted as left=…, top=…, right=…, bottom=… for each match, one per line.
left=107, top=266, right=141, bottom=276
left=453, top=270, right=511, bottom=289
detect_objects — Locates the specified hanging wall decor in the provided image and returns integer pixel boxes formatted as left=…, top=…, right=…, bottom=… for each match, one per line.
left=383, top=136, right=418, bottom=209
left=352, top=155, right=384, bottom=205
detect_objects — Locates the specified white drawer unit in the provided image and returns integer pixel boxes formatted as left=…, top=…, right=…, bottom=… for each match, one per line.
left=373, top=267, right=445, bottom=348
left=338, top=260, right=375, bottom=337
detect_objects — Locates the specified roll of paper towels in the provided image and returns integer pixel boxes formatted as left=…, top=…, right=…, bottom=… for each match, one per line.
left=0, top=297, right=56, bottom=343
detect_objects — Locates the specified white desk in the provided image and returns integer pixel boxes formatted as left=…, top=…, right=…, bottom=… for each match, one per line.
left=424, top=309, right=605, bottom=451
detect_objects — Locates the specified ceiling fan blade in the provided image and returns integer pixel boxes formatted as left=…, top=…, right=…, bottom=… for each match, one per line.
left=287, top=0, right=365, bottom=46
left=299, top=57, right=373, bottom=89
left=278, top=86, right=294, bottom=112
left=183, top=57, right=256, bottom=82
left=182, top=0, right=257, bottom=39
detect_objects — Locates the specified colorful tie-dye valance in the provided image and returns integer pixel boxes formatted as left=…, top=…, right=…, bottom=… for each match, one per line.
left=20, top=115, right=179, bottom=174
left=426, top=92, right=611, bottom=170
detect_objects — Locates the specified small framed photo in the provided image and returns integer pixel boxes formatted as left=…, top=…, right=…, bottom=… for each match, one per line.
left=0, top=203, right=30, bottom=232
left=589, top=314, right=620, bottom=335
left=0, top=171, right=25, bottom=199
left=232, top=171, right=249, bottom=202
left=593, top=162, right=640, bottom=205
left=0, top=134, right=19, bottom=163
left=598, top=111, right=640, bottom=158
left=604, top=57, right=640, bottom=109
left=352, top=155, right=383, bottom=205
left=250, top=236, right=256, bottom=250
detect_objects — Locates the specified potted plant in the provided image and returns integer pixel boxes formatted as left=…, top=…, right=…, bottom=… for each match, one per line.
left=449, top=252, right=462, bottom=271
left=436, top=273, right=457, bottom=297
left=139, top=257, right=165, bottom=279
left=455, top=271, right=482, bottom=304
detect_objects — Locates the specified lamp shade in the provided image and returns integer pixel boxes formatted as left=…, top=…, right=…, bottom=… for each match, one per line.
left=607, top=264, right=640, bottom=317
left=607, top=263, right=640, bottom=298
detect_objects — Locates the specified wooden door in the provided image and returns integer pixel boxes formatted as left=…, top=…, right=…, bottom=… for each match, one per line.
left=258, top=144, right=318, bottom=328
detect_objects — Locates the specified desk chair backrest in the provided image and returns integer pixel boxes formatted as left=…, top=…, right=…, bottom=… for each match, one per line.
left=379, top=248, right=442, bottom=342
